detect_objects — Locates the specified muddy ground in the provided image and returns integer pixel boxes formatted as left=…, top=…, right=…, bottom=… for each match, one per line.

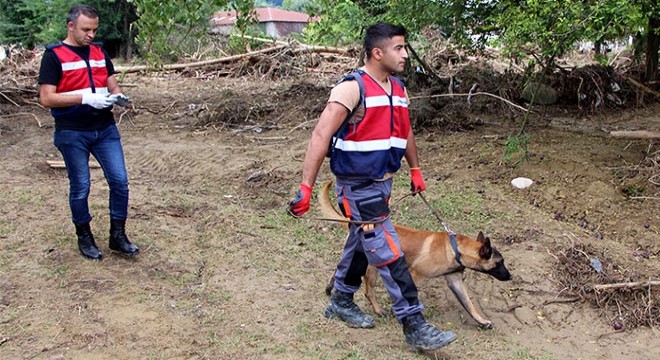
left=0, top=73, right=658, bottom=360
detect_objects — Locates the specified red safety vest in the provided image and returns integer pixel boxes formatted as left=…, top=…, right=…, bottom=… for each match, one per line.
left=51, top=43, right=109, bottom=95
left=330, top=70, right=410, bottom=179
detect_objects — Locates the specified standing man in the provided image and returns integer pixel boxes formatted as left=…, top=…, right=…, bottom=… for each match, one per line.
left=38, top=4, right=138, bottom=261
left=287, top=23, right=456, bottom=351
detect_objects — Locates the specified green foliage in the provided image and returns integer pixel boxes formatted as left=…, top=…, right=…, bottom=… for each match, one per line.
left=493, top=1, right=586, bottom=68
left=228, top=26, right=272, bottom=54
left=0, top=0, right=136, bottom=58
left=0, top=0, right=52, bottom=47
left=282, top=0, right=317, bottom=12
left=502, top=133, right=530, bottom=166
left=1, top=0, right=655, bottom=70
left=229, top=0, right=258, bottom=37
left=128, top=0, right=229, bottom=65
left=301, top=0, right=498, bottom=48
left=490, top=0, right=647, bottom=68
left=302, top=0, right=371, bottom=46
left=584, top=0, right=644, bottom=44
left=300, top=0, right=651, bottom=71
left=224, top=0, right=260, bottom=54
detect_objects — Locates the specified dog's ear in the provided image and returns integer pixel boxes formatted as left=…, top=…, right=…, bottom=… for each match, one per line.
left=477, top=231, right=486, bottom=243
left=478, top=237, right=493, bottom=259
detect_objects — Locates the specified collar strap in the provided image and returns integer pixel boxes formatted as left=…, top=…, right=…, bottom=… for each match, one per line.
left=449, top=232, right=463, bottom=266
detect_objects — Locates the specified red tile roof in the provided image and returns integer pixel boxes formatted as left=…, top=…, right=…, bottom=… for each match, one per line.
left=211, top=7, right=311, bottom=26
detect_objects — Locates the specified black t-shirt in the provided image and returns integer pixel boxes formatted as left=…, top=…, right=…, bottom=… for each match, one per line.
left=38, top=42, right=117, bottom=131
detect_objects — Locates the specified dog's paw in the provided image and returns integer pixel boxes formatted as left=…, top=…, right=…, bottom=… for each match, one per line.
left=478, top=321, right=494, bottom=329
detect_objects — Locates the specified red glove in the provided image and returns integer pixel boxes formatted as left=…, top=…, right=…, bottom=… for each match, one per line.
left=410, top=168, right=426, bottom=194
left=288, top=183, right=313, bottom=217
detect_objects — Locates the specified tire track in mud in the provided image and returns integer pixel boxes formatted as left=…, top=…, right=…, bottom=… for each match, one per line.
left=123, top=131, right=300, bottom=188
left=125, top=144, right=232, bottom=186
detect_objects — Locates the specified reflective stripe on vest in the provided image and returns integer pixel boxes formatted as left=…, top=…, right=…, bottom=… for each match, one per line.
left=51, top=44, right=109, bottom=95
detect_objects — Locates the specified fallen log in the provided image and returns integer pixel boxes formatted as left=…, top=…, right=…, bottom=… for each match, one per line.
left=231, top=34, right=349, bottom=55
left=609, top=130, right=660, bottom=139
left=626, top=77, right=660, bottom=99
left=115, top=44, right=289, bottom=73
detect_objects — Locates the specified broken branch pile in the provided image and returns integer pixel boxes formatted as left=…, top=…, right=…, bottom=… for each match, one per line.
left=0, top=47, right=41, bottom=107
left=551, top=241, right=659, bottom=329
left=116, top=41, right=358, bottom=81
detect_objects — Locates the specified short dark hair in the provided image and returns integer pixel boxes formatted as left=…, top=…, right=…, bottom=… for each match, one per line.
left=67, top=4, right=98, bottom=25
left=364, top=23, right=407, bottom=59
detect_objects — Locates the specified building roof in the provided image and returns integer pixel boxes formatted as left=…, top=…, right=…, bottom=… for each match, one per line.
left=211, top=7, right=311, bottom=26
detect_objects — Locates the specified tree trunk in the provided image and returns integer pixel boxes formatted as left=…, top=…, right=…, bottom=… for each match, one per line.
left=123, top=10, right=134, bottom=61
left=645, top=15, right=660, bottom=82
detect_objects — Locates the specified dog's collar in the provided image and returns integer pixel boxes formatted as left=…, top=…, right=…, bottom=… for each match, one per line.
left=449, top=232, right=463, bottom=266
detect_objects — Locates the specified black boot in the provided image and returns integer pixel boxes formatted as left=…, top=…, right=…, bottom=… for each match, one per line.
left=402, top=313, right=456, bottom=351
left=75, top=222, right=102, bottom=260
left=109, top=220, right=139, bottom=257
left=324, top=290, right=375, bottom=328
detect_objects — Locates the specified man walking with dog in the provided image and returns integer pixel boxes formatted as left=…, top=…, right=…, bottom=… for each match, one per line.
left=288, top=23, right=456, bottom=351
left=38, top=4, right=138, bottom=261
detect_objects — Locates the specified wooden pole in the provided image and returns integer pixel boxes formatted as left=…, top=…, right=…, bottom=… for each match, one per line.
left=609, top=130, right=660, bottom=139
left=231, top=34, right=349, bottom=55
left=593, top=280, right=660, bottom=291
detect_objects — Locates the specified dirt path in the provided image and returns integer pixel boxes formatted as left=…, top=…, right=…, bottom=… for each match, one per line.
left=0, top=76, right=658, bottom=359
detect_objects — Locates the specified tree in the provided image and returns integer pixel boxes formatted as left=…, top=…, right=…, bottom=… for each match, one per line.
left=0, top=0, right=137, bottom=59
left=493, top=0, right=589, bottom=71
left=127, top=0, right=229, bottom=65
left=301, top=0, right=658, bottom=82
left=0, top=0, right=52, bottom=48
left=282, top=0, right=317, bottom=12
left=634, top=0, right=660, bottom=81
left=302, top=0, right=390, bottom=46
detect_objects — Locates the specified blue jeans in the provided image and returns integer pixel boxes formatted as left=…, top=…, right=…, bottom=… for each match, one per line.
left=54, top=124, right=129, bottom=225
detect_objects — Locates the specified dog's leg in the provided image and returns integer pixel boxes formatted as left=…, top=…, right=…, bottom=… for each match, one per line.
left=364, top=265, right=385, bottom=316
left=444, top=272, right=493, bottom=328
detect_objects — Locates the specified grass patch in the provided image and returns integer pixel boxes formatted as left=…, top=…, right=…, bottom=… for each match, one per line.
left=511, top=347, right=556, bottom=360
left=0, top=221, right=16, bottom=238
left=47, top=264, right=70, bottom=277
left=391, top=177, right=494, bottom=234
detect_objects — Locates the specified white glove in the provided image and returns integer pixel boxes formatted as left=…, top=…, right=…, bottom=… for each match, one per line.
left=109, top=93, right=132, bottom=107
left=81, top=93, right=114, bottom=109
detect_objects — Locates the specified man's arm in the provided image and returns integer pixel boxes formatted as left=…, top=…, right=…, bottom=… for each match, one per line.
left=300, top=102, right=349, bottom=188
left=404, top=129, right=421, bottom=168
left=107, top=74, right=121, bottom=94
left=39, top=84, right=84, bottom=108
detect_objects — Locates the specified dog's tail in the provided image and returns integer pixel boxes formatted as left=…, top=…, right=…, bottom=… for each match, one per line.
left=319, top=179, right=349, bottom=230
left=319, top=179, right=347, bottom=296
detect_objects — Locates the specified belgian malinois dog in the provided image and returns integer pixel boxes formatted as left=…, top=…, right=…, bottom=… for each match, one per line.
left=319, top=180, right=512, bottom=328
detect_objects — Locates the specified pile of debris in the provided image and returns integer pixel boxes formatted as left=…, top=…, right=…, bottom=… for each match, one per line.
left=0, top=47, right=42, bottom=107
left=552, top=241, right=659, bottom=329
